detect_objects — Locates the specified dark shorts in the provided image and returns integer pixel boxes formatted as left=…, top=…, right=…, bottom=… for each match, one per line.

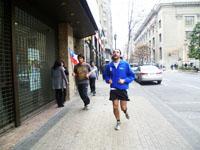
left=109, top=89, right=129, bottom=101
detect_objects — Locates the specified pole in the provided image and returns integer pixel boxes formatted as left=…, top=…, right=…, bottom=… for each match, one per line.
left=114, top=34, right=117, bottom=49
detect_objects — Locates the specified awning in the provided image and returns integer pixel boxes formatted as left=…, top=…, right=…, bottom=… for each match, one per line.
left=15, top=0, right=98, bottom=38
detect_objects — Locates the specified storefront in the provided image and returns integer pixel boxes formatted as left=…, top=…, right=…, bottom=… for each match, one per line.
left=0, top=0, right=98, bottom=133
left=0, top=0, right=57, bottom=133
left=14, top=7, right=57, bottom=119
left=0, top=0, right=15, bottom=132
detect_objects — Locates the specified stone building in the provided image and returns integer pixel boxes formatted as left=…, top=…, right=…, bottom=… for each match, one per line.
left=133, top=1, right=200, bottom=68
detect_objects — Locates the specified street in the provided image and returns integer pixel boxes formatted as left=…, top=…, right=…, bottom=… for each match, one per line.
left=133, top=71, right=200, bottom=149
left=137, top=71, right=200, bottom=129
left=11, top=71, right=200, bottom=150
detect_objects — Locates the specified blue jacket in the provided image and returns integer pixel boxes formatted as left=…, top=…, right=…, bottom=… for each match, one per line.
left=104, top=60, right=135, bottom=90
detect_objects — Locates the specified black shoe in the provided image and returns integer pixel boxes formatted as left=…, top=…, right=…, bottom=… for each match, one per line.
left=83, top=105, right=89, bottom=110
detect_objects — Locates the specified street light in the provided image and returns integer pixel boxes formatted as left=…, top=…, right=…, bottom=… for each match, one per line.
left=114, top=34, right=117, bottom=49
left=183, top=39, right=188, bottom=62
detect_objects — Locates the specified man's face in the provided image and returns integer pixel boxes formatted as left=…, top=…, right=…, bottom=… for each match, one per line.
left=112, top=49, right=121, bottom=60
left=78, top=57, right=84, bottom=63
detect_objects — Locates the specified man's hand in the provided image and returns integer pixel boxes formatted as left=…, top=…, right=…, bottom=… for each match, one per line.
left=86, top=73, right=90, bottom=79
left=108, top=79, right=112, bottom=84
left=72, top=73, right=76, bottom=76
left=118, top=79, right=125, bottom=84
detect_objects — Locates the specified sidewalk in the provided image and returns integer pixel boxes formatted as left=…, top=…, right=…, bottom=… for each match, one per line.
left=1, top=79, right=193, bottom=150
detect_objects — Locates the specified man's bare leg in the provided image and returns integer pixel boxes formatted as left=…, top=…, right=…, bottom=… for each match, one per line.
left=120, top=100, right=130, bottom=119
left=113, top=100, right=120, bottom=121
left=113, top=100, right=121, bottom=130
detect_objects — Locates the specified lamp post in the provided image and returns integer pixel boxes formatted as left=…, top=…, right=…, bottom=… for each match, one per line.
left=183, top=39, right=188, bottom=62
left=114, top=34, right=117, bottom=49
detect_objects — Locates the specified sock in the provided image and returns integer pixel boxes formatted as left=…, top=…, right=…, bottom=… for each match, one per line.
left=123, top=109, right=127, bottom=114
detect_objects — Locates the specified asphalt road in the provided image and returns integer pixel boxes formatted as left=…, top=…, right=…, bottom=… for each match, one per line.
left=130, top=71, right=200, bottom=149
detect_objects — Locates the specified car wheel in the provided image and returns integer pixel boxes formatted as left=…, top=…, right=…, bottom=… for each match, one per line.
left=140, top=81, right=144, bottom=85
left=157, top=80, right=162, bottom=84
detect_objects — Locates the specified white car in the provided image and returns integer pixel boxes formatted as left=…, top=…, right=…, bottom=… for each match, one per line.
left=135, top=65, right=163, bottom=84
left=131, top=66, right=138, bottom=73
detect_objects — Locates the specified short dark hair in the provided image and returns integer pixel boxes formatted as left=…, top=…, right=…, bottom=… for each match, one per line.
left=52, top=59, right=61, bottom=69
left=113, top=49, right=121, bottom=54
left=78, top=54, right=85, bottom=60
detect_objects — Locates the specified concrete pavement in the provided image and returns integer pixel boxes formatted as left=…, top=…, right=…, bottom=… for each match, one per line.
left=2, top=79, right=194, bottom=150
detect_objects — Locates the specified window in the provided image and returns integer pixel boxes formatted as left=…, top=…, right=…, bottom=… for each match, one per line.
left=0, top=0, right=15, bottom=130
left=159, top=20, right=161, bottom=28
left=145, top=33, right=147, bottom=41
left=15, top=7, right=55, bottom=118
left=152, top=26, right=154, bottom=34
left=198, top=14, right=200, bottom=20
left=185, top=16, right=194, bottom=26
left=152, top=37, right=155, bottom=47
left=149, top=29, right=151, bottom=37
left=159, top=47, right=162, bottom=59
left=185, top=31, right=193, bottom=40
left=153, top=49, right=156, bottom=62
left=159, top=33, right=162, bottom=42
left=148, top=30, right=150, bottom=38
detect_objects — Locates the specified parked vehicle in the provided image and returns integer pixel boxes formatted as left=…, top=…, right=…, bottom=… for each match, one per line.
left=130, top=63, right=139, bottom=73
left=131, top=66, right=138, bottom=73
left=135, top=65, right=163, bottom=84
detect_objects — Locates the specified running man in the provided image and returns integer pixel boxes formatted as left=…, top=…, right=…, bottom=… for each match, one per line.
left=104, top=49, right=135, bottom=130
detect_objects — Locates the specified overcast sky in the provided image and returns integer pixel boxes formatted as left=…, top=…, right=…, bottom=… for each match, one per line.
left=111, top=0, right=159, bottom=51
left=111, top=0, right=199, bottom=52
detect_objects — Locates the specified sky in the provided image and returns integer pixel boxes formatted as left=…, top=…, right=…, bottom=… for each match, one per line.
left=111, top=0, right=200, bottom=52
left=111, top=0, right=159, bottom=52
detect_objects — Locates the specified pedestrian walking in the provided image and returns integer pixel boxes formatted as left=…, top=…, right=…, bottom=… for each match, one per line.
left=89, top=61, right=98, bottom=96
left=51, top=59, right=68, bottom=108
left=104, top=49, right=135, bottom=130
left=101, top=59, right=109, bottom=80
left=170, top=64, right=174, bottom=70
left=73, top=54, right=91, bottom=110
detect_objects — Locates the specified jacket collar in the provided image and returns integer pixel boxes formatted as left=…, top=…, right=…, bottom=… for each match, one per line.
left=110, top=60, right=122, bottom=67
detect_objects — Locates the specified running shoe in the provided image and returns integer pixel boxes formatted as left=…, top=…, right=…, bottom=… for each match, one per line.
left=115, top=121, right=121, bottom=130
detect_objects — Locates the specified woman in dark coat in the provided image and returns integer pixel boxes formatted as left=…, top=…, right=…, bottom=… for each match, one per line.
left=51, top=59, right=68, bottom=107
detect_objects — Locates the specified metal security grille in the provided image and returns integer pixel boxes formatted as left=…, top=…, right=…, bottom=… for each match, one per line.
left=0, top=0, right=15, bottom=129
left=15, top=7, right=55, bottom=118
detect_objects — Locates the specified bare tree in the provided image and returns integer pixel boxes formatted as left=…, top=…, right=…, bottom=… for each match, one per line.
left=126, top=0, right=140, bottom=62
left=133, top=44, right=150, bottom=65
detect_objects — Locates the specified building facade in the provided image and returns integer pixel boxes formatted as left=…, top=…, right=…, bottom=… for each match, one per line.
left=0, top=0, right=97, bottom=133
left=133, top=1, right=200, bottom=68
left=85, top=0, right=113, bottom=71
left=98, top=0, right=113, bottom=60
